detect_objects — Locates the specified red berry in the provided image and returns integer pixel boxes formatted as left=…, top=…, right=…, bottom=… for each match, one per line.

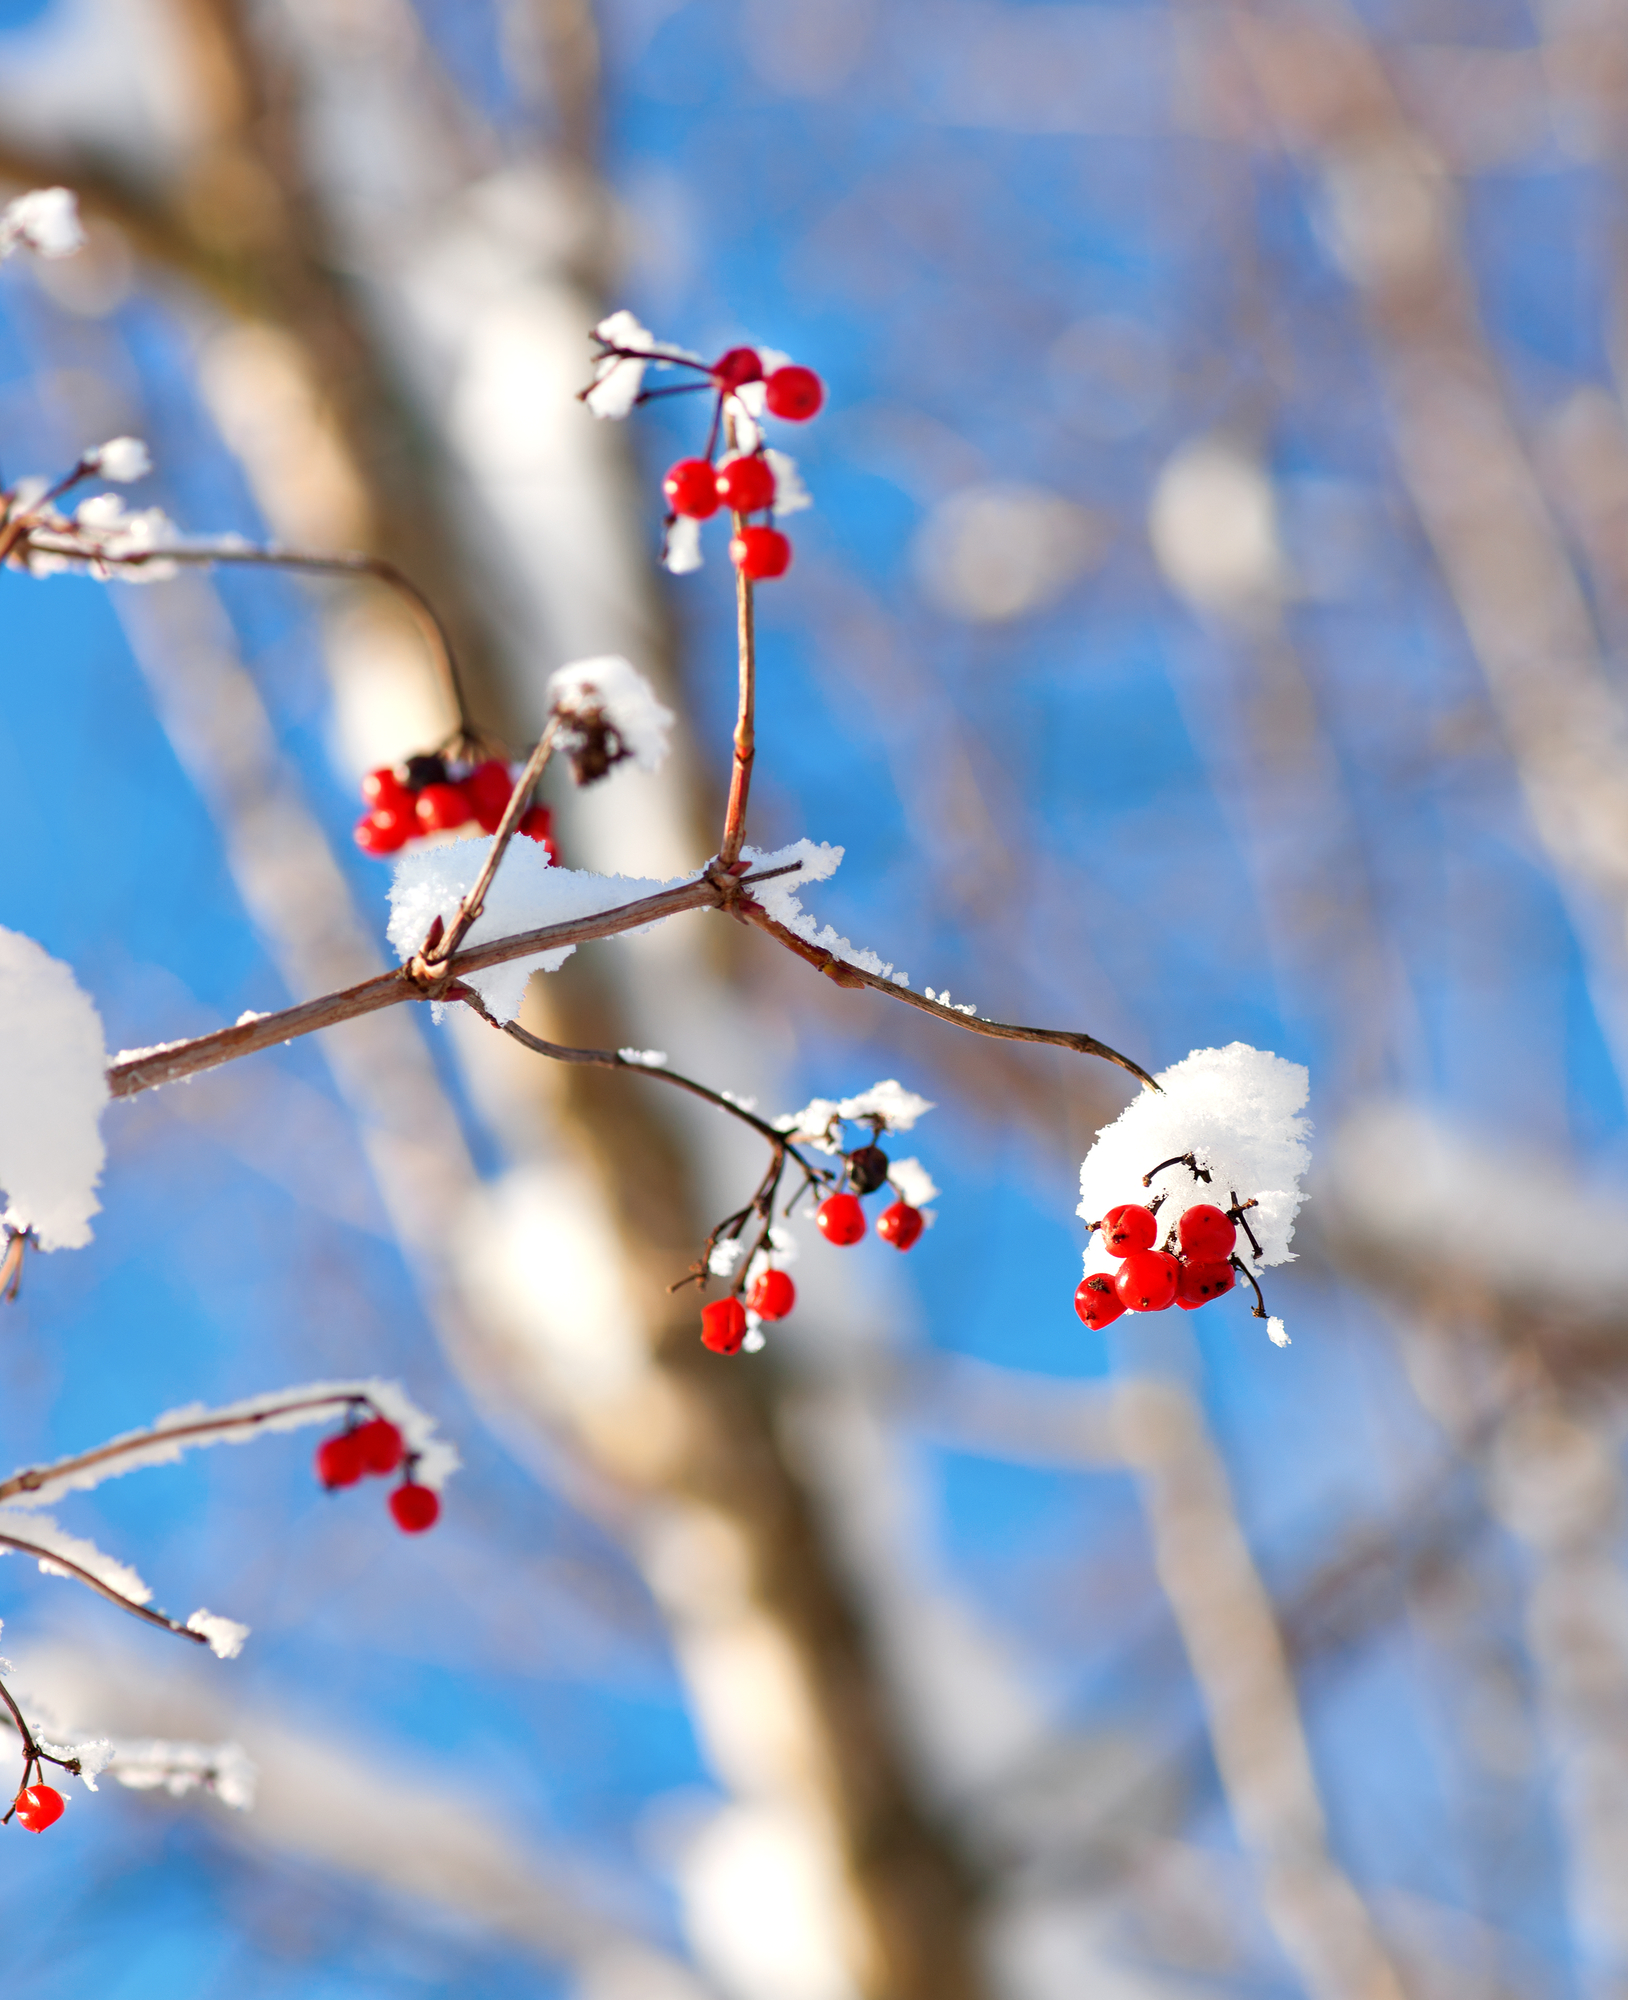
left=730, top=527, right=791, bottom=580
left=876, top=1201, right=924, bottom=1251
left=14, top=1784, right=64, bottom=1832
left=816, top=1192, right=866, bottom=1246
left=713, top=346, right=763, bottom=391
left=354, top=806, right=411, bottom=856
left=1178, top=1204, right=1236, bottom=1262
left=315, top=1431, right=366, bottom=1490
left=416, top=783, right=474, bottom=833
left=764, top=366, right=824, bottom=421
left=362, top=767, right=409, bottom=810
left=701, top=1296, right=748, bottom=1353
left=663, top=458, right=721, bottom=519
left=1074, top=1273, right=1126, bottom=1330
left=1176, top=1259, right=1236, bottom=1310
left=1114, top=1249, right=1180, bottom=1313
left=1101, top=1204, right=1158, bottom=1256
left=748, top=1269, right=796, bottom=1321
left=465, top=759, right=516, bottom=835
left=715, top=453, right=776, bottom=513
left=389, top=1483, right=440, bottom=1533
left=353, top=1417, right=405, bottom=1476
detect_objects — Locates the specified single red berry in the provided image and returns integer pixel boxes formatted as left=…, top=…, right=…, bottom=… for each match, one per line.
left=354, top=806, right=411, bottom=856
left=14, top=1784, right=64, bottom=1832
left=1114, top=1249, right=1180, bottom=1313
left=1101, top=1204, right=1158, bottom=1257
left=416, top=782, right=474, bottom=833
left=715, top=453, right=776, bottom=513
left=663, top=457, right=722, bottom=519
left=816, top=1192, right=866, bottom=1246
left=1177, top=1204, right=1236, bottom=1262
left=764, top=365, right=824, bottom=421
left=465, top=759, right=516, bottom=834
left=701, top=1296, right=748, bottom=1353
left=389, top=1482, right=440, bottom=1533
left=353, top=1417, right=405, bottom=1477
left=1075, top=1273, right=1126, bottom=1330
left=315, top=1431, right=366, bottom=1490
left=1176, top=1259, right=1237, bottom=1310
left=748, top=1269, right=796, bottom=1321
left=876, top=1201, right=924, bottom=1251
left=712, top=346, right=763, bottom=391
left=362, top=766, right=410, bottom=810
left=730, top=527, right=791, bottom=580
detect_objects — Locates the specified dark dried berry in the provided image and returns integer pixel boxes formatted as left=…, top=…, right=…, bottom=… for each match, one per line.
left=401, top=753, right=449, bottom=791
left=846, top=1144, right=890, bottom=1195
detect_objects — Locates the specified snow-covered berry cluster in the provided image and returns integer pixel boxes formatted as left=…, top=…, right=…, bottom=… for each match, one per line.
left=353, top=754, right=554, bottom=862
left=313, top=1411, right=440, bottom=1533
left=579, top=312, right=819, bottom=580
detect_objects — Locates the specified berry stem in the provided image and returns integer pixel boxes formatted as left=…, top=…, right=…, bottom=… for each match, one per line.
left=1228, top=1193, right=1264, bottom=1262
left=719, top=407, right=757, bottom=870
left=1141, top=1152, right=1210, bottom=1187
left=421, top=714, right=563, bottom=972
left=0, top=1228, right=26, bottom=1305
left=0, top=1673, right=85, bottom=1817
left=1230, top=1255, right=1269, bottom=1319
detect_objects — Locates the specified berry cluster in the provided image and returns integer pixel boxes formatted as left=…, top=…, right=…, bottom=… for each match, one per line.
left=1076, top=1157, right=1267, bottom=1331
left=314, top=1411, right=440, bottom=1533
left=814, top=1139, right=924, bottom=1254
left=12, top=1783, right=63, bottom=1832
left=353, top=753, right=555, bottom=862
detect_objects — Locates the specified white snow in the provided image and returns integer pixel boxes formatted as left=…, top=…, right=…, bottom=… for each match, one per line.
left=3, top=1377, right=460, bottom=1508
left=618, top=1048, right=668, bottom=1067
left=0, top=1510, right=152, bottom=1605
left=1268, top=1317, right=1290, bottom=1348
left=107, top=1738, right=256, bottom=1809
left=0, top=928, right=109, bottom=1250
left=38, top=1736, right=113, bottom=1789
left=764, top=449, right=812, bottom=518
left=740, top=839, right=908, bottom=987
left=186, top=1610, right=249, bottom=1660
left=547, top=654, right=674, bottom=773
left=1077, top=1043, right=1311, bottom=1271
left=87, top=437, right=151, bottom=483
left=708, top=1239, right=747, bottom=1279
left=389, top=837, right=685, bottom=1023
left=585, top=309, right=656, bottom=418
left=0, top=187, right=83, bottom=260
left=776, top=1079, right=935, bottom=1151
left=663, top=513, right=703, bottom=573
left=888, top=1158, right=939, bottom=1209
left=925, top=987, right=978, bottom=1016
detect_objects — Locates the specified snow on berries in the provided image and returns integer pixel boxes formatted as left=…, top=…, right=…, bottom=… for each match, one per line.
left=579, top=313, right=824, bottom=579
left=1075, top=1044, right=1310, bottom=1345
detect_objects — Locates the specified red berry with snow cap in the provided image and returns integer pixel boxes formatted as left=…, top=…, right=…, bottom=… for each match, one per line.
left=748, top=1270, right=796, bottom=1321
left=1178, top=1204, right=1236, bottom=1263
left=315, top=1431, right=366, bottom=1490
left=876, top=1202, right=924, bottom=1251
left=701, top=1296, right=748, bottom=1353
left=1101, top=1204, right=1158, bottom=1257
left=715, top=454, right=776, bottom=514
left=13, top=1784, right=64, bottom=1832
left=731, top=527, right=791, bottom=580
left=1176, top=1260, right=1236, bottom=1310
left=765, top=366, right=824, bottom=421
left=816, top=1192, right=866, bottom=1245
left=664, top=458, right=722, bottom=519
left=1115, top=1249, right=1180, bottom=1313
left=389, top=1483, right=440, bottom=1533
left=353, top=1417, right=405, bottom=1476
left=1075, top=1274, right=1125, bottom=1330
left=713, top=347, right=763, bottom=391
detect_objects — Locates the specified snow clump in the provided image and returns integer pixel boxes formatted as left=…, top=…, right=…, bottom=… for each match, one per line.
left=741, top=839, right=908, bottom=987
left=547, top=654, right=674, bottom=775
left=0, top=928, right=109, bottom=1250
left=0, top=187, right=83, bottom=260
left=86, top=437, right=151, bottom=483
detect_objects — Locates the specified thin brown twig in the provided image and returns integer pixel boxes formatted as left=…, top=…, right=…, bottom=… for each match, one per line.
left=718, top=409, right=756, bottom=868
left=738, top=902, right=1160, bottom=1092
left=0, top=1531, right=208, bottom=1646
left=425, top=716, right=562, bottom=966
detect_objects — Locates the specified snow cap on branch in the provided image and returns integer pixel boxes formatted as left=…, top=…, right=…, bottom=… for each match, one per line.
left=1077, top=1043, right=1310, bottom=1272
left=0, top=928, right=109, bottom=1250
left=0, top=1510, right=152, bottom=1604
left=888, top=1158, right=939, bottom=1210
left=585, top=310, right=682, bottom=418
left=388, top=841, right=683, bottom=1023
left=0, top=187, right=83, bottom=260
left=106, top=1738, right=256, bottom=1810
left=547, top=655, right=674, bottom=779
left=185, top=1610, right=249, bottom=1660
left=741, top=839, right=908, bottom=987
left=776, top=1080, right=935, bottom=1152
left=85, top=437, right=151, bottom=483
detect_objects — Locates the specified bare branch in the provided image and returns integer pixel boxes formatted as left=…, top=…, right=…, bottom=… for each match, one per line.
left=0, top=1531, right=208, bottom=1647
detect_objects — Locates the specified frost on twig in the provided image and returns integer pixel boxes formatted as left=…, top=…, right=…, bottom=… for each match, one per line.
left=0, top=928, right=109, bottom=1250
left=0, top=187, right=82, bottom=261
left=546, top=655, right=674, bottom=782
left=741, top=840, right=909, bottom=985
left=776, top=1080, right=935, bottom=1153
left=389, top=842, right=687, bottom=1023
left=105, top=1738, right=257, bottom=1809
